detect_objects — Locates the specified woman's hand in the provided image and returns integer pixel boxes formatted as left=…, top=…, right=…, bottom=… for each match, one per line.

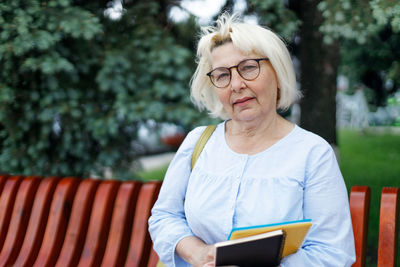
left=176, top=236, right=215, bottom=267
left=195, top=244, right=215, bottom=267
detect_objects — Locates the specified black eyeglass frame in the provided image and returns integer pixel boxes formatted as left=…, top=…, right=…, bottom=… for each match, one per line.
left=206, top=57, right=269, bottom=88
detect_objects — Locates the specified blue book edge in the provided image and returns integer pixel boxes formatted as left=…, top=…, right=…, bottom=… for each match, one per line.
left=227, top=219, right=312, bottom=240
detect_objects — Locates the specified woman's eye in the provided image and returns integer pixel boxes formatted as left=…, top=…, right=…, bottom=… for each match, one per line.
left=241, top=64, right=257, bottom=72
left=216, top=73, right=229, bottom=81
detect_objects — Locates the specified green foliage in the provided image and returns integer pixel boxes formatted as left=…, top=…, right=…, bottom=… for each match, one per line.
left=0, top=0, right=104, bottom=176
left=319, top=0, right=400, bottom=107
left=371, top=0, right=400, bottom=32
left=319, top=0, right=400, bottom=44
left=246, top=0, right=300, bottom=41
left=339, top=30, right=400, bottom=94
left=96, top=2, right=211, bottom=128
left=318, top=0, right=378, bottom=44
left=137, top=164, right=168, bottom=181
left=0, top=0, right=212, bottom=178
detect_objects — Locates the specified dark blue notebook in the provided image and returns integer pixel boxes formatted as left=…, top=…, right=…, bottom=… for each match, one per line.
left=214, top=229, right=285, bottom=267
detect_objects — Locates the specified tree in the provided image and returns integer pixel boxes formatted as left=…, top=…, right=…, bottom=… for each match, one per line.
left=245, top=0, right=339, bottom=145
left=296, top=0, right=340, bottom=146
left=245, top=0, right=400, bottom=145
left=0, top=0, right=103, bottom=176
left=319, top=0, right=400, bottom=108
left=0, top=0, right=211, bottom=178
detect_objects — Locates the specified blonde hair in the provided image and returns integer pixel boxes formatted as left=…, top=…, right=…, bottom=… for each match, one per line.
left=190, top=13, right=301, bottom=119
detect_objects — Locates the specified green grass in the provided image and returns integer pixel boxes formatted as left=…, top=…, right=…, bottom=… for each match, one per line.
left=339, top=129, right=400, bottom=267
left=136, top=165, right=168, bottom=181
left=138, top=129, right=400, bottom=266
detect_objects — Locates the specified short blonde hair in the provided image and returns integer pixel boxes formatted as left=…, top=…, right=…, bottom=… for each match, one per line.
left=190, top=13, right=301, bottom=119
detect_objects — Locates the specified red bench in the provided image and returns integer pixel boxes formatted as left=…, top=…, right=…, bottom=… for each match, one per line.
left=0, top=175, right=397, bottom=267
left=0, top=175, right=161, bottom=267
left=350, top=186, right=399, bottom=267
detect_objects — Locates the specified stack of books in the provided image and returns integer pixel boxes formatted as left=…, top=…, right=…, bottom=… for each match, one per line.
left=214, top=219, right=312, bottom=267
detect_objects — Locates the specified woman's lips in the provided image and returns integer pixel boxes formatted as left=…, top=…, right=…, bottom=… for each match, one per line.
left=233, top=97, right=255, bottom=106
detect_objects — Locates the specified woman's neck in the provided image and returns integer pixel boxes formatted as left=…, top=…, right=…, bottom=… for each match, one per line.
left=228, top=112, right=281, bottom=137
left=225, top=114, right=294, bottom=155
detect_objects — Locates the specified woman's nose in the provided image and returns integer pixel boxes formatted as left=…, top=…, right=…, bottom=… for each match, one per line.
left=230, top=68, right=245, bottom=92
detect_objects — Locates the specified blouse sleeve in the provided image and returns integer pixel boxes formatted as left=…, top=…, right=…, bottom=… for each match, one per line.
left=148, top=126, right=206, bottom=267
left=280, top=142, right=356, bottom=267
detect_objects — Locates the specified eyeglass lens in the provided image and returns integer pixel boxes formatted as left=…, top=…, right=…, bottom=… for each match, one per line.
left=209, top=59, right=261, bottom=88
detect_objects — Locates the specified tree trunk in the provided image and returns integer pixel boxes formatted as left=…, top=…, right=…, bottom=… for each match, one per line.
left=298, top=0, right=339, bottom=146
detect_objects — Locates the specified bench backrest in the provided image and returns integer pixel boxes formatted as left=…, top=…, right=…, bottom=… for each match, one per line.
left=350, top=185, right=399, bottom=267
left=0, top=175, right=161, bottom=267
left=0, top=175, right=397, bottom=267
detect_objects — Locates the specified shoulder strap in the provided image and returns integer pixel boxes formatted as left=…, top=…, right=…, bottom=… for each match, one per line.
left=191, top=125, right=217, bottom=170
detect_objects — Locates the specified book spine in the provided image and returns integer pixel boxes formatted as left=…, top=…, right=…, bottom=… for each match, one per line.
left=279, top=231, right=287, bottom=260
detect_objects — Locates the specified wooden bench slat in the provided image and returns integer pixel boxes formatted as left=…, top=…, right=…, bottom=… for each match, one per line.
left=32, top=177, right=80, bottom=267
left=54, top=179, right=100, bottom=267
left=101, top=181, right=142, bottom=267
left=350, top=185, right=371, bottom=267
left=12, top=177, right=60, bottom=267
left=377, top=187, right=399, bottom=267
left=77, top=180, right=120, bottom=267
left=125, top=181, right=161, bottom=267
left=0, top=176, right=41, bottom=266
left=147, top=247, right=160, bottom=267
left=0, top=176, right=23, bottom=252
left=0, top=175, right=9, bottom=197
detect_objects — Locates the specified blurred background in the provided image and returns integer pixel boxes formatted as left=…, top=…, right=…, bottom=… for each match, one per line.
left=0, top=1, right=399, bottom=265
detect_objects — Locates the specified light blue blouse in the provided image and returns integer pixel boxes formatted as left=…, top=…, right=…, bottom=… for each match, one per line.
left=148, top=122, right=356, bottom=267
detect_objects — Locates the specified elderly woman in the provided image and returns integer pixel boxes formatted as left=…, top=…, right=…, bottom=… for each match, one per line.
left=148, top=13, right=355, bottom=267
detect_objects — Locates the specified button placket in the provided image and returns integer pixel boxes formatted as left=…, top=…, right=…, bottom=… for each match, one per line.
left=228, top=155, right=249, bottom=231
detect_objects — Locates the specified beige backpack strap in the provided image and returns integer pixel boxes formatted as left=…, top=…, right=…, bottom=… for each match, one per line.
left=191, top=125, right=217, bottom=170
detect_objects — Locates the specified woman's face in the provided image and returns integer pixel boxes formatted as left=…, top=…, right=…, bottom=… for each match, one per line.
left=210, top=42, right=279, bottom=123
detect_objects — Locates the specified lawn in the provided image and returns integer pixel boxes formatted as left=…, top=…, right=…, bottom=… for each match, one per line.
left=137, top=129, right=400, bottom=266
left=137, top=165, right=168, bottom=181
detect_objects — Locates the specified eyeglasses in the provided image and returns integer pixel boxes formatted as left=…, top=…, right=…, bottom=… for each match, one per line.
left=207, top=58, right=269, bottom=88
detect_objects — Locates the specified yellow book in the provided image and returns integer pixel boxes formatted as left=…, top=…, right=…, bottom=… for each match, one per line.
left=228, top=219, right=312, bottom=258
